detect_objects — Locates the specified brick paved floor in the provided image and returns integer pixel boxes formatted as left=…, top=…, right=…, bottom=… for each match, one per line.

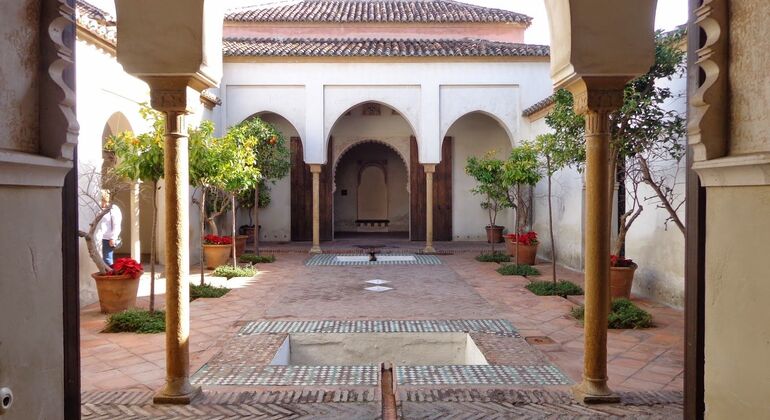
left=81, top=241, right=684, bottom=417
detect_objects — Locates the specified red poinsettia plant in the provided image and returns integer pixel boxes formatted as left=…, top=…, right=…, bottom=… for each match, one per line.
left=610, top=255, right=637, bottom=268
left=204, top=234, right=232, bottom=245
left=108, top=257, right=143, bottom=279
left=504, top=231, right=539, bottom=246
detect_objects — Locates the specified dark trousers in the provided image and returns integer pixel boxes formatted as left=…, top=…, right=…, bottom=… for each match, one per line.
left=102, top=239, right=115, bottom=267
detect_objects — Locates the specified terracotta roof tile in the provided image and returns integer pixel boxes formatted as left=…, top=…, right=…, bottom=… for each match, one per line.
left=224, top=37, right=549, bottom=57
left=522, top=95, right=555, bottom=117
left=76, top=0, right=116, bottom=46
left=227, top=0, right=532, bottom=25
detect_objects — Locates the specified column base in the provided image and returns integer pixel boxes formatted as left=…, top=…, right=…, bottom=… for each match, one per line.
left=572, top=381, right=620, bottom=404
left=153, top=385, right=201, bottom=405
left=309, top=245, right=322, bottom=254
left=422, top=245, right=436, bottom=254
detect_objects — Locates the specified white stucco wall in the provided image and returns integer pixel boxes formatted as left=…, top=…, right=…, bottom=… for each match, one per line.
left=75, top=38, right=216, bottom=306
left=625, top=69, right=687, bottom=306
left=221, top=60, right=552, bottom=164
left=528, top=69, right=687, bottom=307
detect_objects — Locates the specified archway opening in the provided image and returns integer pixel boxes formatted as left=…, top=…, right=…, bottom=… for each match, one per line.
left=446, top=111, right=515, bottom=241
left=99, top=112, right=151, bottom=261
left=329, top=101, right=413, bottom=240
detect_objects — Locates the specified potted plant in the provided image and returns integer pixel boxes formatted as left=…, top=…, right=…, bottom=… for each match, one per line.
left=465, top=151, right=512, bottom=249
left=504, top=231, right=539, bottom=265
left=92, top=257, right=144, bottom=313
left=202, top=234, right=232, bottom=269
left=502, top=144, right=542, bottom=263
left=78, top=166, right=144, bottom=313
left=610, top=255, right=638, bottom=299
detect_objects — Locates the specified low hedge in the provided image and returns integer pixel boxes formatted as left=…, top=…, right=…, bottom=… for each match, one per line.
left=104, top=309, right=165, bottom=334
left=213, top=265, right=256, bottom=279
left=239, top=254, right=276, bottom=264
left=190, top=283, right=230, bottom=300
left=475, top=252, right=511, bottom=263
left=571, top=298, right=653, bottom=329
left=526, top=280, right=583, bottom=297
left=497, top=264, right=540, bottom=276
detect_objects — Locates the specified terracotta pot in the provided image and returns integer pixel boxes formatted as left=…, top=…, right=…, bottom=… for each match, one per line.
left=485, top=226, right=504, bottom=243
left=240, top=225, right=256, bottom=245
left=235, top=235, right=248, bottom=256
left=509, top=242, right=538, bottom=265
left=92, top=273, right=140, bottom=314
left=203, top=244, right=231, bottom=269
left=610, top=264, right=638, bottom=299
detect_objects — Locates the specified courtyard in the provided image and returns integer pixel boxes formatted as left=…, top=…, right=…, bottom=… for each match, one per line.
left=80, top=243, right=683, bottom=418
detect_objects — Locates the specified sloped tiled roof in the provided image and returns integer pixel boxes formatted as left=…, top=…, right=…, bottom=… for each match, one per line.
left=224, top=37, right=549, bottom=58
left=227, top=0, right=532, bottom=25
left=522, top=95, right=555, bottom=117
left=76, top=0, right=116, bottom=46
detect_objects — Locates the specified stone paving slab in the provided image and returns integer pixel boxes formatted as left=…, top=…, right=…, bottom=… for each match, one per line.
left=81, top=390, right=380, bottom=419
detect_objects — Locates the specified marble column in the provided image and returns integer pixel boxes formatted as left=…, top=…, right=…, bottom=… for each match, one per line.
left=309, top=164, right=322, bottom=254
left=423, top=164, right=436, bottom=253
left=148, top=82, right=199, bottom=404
left=569, top=81, right=625, bottom=404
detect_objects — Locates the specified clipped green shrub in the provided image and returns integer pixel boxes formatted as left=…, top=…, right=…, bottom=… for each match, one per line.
left=526, top=280, right=583, bottom=297
left=475, top=252, right=511, bottom=263
left=190, top=283, right=230, bottom=300
left=497, top=264, right=541, bottom=276
left=571, top=298, right=654, bottom=329
left=239, top=254, right=276, bottom=264
left=104, top=309, right=165, bottom=334
left=213, top=265, right=256, bottom=279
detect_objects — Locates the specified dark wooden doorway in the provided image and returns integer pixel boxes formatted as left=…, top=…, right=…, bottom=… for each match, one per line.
left=290, top=137, right=333, bottom=241
left=410, top=136, right=453, bottom=241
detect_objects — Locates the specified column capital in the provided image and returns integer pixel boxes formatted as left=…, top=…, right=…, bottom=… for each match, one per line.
left=143, top=77, right=201, bottom=113
left=423, top=164, right=437, bottom=174
left=564, top=76, right=628, bottom=116
left=309, top=164, right=323, bottom=174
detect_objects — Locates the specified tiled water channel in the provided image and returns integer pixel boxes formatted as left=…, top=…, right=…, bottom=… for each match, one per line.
left=192, top=320, right=571, bottom=387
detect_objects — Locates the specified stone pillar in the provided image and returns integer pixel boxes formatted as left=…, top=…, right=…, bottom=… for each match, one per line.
left=309, top=164, right=322, bottom=254
left=570, top=80, right=625, bottom=404
left=149, top=83, right=200, bottom=404
left=423, top=164, right=436, bottom=253
left=130, top=181, right=141, bottom=261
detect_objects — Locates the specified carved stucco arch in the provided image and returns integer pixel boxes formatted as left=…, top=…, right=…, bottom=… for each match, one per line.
left=242, top=110, right=305, bottom=149
left=324, top=98, right=420, bottom=160
left=441, top=110, right=515, bottom=149
left=332, top=139, right=410, bottom=194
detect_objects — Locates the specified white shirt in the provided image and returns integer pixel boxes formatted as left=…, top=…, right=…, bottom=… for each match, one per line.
left=100, top=205, right=122, bottom=241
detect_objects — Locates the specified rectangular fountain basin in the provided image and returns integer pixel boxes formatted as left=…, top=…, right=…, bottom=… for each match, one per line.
left=270, top=332, right=488, bottom=366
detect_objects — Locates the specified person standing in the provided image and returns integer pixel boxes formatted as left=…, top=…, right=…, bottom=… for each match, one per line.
left=100, top=189, right=122, bottom=267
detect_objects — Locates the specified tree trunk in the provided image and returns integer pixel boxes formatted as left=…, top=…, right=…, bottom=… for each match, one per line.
left=207, top=216, right=219, bottom=236
left=639, top=156, right=685, bottom=234
left=80, top=205, right=112, bottom=274
left=254, top=183, right=260, bottom=255
left=515, top=185, right=521, bottom=263
left=607, top=149, right=619, bottom=256
left=231, top=194, right=237, bottom=268
left=199, top=187, right=206, bottom=286
left=149, top=181, right=157, bottom=313
left=547, top=172, right=557, bottom=284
